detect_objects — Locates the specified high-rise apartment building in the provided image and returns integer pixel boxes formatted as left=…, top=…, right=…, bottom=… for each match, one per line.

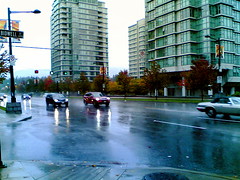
left=144, top=0, right=240, bottom=96
left=128, top=19, right=147, bottom=78
left=51, top=0, right=108, bottom=81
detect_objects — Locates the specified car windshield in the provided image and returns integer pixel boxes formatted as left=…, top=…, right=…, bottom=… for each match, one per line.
left=92, top=92, right=104, bottom=97
left=231, top=97, right=240, bottom=104
left=53, top=94, right=65, bottom=98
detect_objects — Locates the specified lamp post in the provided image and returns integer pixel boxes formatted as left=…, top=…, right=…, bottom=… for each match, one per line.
left=205, top=35, right=222, bottom=93
left=1, top=7, right=41, bottom=168
left=8, top=8, right=41, bottom=103
left=50, top=71, right=59, bottom=93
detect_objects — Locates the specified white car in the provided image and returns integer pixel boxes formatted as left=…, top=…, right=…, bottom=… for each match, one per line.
left=196, top=97, right=240, bottom=118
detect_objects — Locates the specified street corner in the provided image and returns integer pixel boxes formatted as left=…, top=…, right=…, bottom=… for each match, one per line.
left=0, top=161, right=34, bottom=180
left=0, top=111, right=32, bottom=123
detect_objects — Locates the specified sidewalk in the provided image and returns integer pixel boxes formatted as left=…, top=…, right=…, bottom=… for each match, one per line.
left=0, top=160, right=234, bottom=180
left=0, top=109, right=32, bottom=124
left=0, top=111, right=236, bottom=180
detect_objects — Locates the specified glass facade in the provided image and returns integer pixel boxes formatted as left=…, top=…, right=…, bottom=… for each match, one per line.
left=145, top=0, right=240, bottom=93
left=51, top=0, right=108, bottom=81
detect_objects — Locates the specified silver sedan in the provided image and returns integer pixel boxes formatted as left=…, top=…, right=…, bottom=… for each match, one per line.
left=196, top=97, right=240, bottom=118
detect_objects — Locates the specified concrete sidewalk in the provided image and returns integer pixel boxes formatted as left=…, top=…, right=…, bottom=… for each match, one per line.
left=0, top=110, right=32, bottom=124
left=0, top=160, right=234, bottom=180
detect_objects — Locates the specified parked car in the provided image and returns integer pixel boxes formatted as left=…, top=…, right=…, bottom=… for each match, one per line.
left=46, top=93, right=68, bottom=107
left=83, top=92, right=110, bottom=107
left=196, top=96, right=240, bottom=118
left=22, top=94, right=31, bottom=100
left=0, top=93, right=7, bottom=101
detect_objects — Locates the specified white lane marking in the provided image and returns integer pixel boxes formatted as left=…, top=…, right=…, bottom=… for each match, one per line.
left=146, top=107, right=197, bottom=113
left=153, top=120, right=207, bottom=130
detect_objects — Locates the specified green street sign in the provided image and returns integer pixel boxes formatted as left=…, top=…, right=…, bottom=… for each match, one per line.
left=0, top=29, right=24, bottom=38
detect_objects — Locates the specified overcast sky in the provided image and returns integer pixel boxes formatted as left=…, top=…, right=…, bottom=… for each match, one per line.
left=0, top=0, right=145, bottom=77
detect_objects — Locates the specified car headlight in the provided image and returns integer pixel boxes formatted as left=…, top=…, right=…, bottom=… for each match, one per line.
left=96, top=98, right=100, bottom=101
left=54, top=99, right=59, bottom=102
left=107, top=97, right=110, bottom=100
left=66, top=99, right=68, bottom=102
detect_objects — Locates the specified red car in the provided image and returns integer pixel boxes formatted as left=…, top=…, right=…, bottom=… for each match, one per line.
left=83, top=92, right=110, bottom=107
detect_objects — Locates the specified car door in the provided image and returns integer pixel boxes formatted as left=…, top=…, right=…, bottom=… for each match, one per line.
left=228, top=98, right=240, bottom=115
left=215, top=98, right=232, bottom=114
left=85, top=93, right=92, bottom=103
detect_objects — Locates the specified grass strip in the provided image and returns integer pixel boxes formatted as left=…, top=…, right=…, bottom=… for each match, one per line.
left=0, top=106, right=6, bottom=111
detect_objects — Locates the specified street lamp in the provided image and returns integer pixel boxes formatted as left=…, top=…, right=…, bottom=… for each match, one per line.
left=8, top=8, right=41, bottom=103
left=205, top=35, right=223, bottom=93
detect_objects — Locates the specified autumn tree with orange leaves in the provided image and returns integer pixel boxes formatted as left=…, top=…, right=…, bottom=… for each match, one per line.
left=182, top=59, right=217, bottom=100
left=0, top=51, right=9, bottom=83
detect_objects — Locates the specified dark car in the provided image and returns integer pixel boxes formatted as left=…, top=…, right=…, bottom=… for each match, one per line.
left=46, top=93, right=68, bottom=107
left=83, top=92, right=110, bottom=107
left=21, top=94, right=31, bottom=100
left=0, top=93, right=7, bottom=101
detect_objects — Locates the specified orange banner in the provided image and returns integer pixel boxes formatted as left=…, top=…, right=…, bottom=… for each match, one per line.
left=0, top=19, right=21, bottom=43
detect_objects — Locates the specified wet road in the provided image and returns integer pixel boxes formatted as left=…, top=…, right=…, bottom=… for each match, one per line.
left=1, top=96, right=240, bottom=177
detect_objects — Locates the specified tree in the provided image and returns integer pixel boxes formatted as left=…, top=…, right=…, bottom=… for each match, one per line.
left=182, top=59, right=217, bottom=100
left=143, top=61, right=169, bottom=99
left=108, top=81, right=121, bottom=95
left=59, top=77, right=73, bottom=93
left=0, top=51, right=9, bottom=83
left=116, top=70, right=132, bottom=97
left=92, top=75, right=109, bottom=92
left=44, top=76, right=55, bottom=92
left=75, top=72, right=91, bottom=94
left=129, top=78, right=148, bottom=95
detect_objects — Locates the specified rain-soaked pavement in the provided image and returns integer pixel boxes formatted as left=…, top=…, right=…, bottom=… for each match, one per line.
left=1, top=96, right=240, bottom=178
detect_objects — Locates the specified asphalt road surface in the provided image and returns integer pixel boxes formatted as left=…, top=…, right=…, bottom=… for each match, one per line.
left=1, top=96, right=240, bottom=177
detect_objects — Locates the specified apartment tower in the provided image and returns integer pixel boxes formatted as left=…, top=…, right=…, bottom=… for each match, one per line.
left=129, top=19, right=147, bottom=78
left=51, top=0, right=108, bottom=81
left=145, top=0, right=240, bottom=96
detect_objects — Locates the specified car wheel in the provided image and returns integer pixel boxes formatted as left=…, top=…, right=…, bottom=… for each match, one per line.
left=93, top=101, right=99, bottom=108
left=206, top=108, right=216, bottom=118
left=84, top=100, right=88, bottom=105
left=53, top=103, right=57, bottom=108
left=65, top=102, right=68, bottom=107
left=106, top=103, right=109, bottom=107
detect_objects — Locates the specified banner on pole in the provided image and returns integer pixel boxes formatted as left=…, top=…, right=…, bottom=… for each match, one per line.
left=0, top=19, right=21, bottom=43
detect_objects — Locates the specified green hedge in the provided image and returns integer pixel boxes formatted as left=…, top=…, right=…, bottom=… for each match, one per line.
left=232, top=91, right=240, bottom=97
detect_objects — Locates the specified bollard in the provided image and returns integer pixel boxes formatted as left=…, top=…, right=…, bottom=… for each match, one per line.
left=0, top=141, right=7, bottom=168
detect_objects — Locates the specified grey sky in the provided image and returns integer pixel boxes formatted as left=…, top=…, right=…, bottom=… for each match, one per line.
left=0, top=0, right=145, bottom=76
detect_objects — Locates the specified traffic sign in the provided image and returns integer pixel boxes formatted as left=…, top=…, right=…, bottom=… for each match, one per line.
left=217, top=76, right=222, bottom=84
left=0, top=29, right=24, bottom=38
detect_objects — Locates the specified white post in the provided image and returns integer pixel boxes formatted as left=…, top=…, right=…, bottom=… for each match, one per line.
left=230, top=87, right=235, bottom=95
left=164, top=87, right=168, bottom=97
left=182, top=77, right=186, bottom=97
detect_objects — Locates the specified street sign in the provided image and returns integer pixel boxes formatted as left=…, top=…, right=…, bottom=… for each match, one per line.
left=217, top=76, right=222, bottom=84
left=0, top=29, right=24, bottom=38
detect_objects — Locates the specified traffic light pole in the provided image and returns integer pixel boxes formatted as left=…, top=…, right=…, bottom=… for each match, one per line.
left=8, top=8, right=16, bottom=103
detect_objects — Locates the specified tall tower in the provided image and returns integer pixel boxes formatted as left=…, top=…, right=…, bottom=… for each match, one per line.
left=145, top=0, right=240, bottom=95
left=51, top=0, right=108, bottom=81
left=129, top=19, right=147, bottom=78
